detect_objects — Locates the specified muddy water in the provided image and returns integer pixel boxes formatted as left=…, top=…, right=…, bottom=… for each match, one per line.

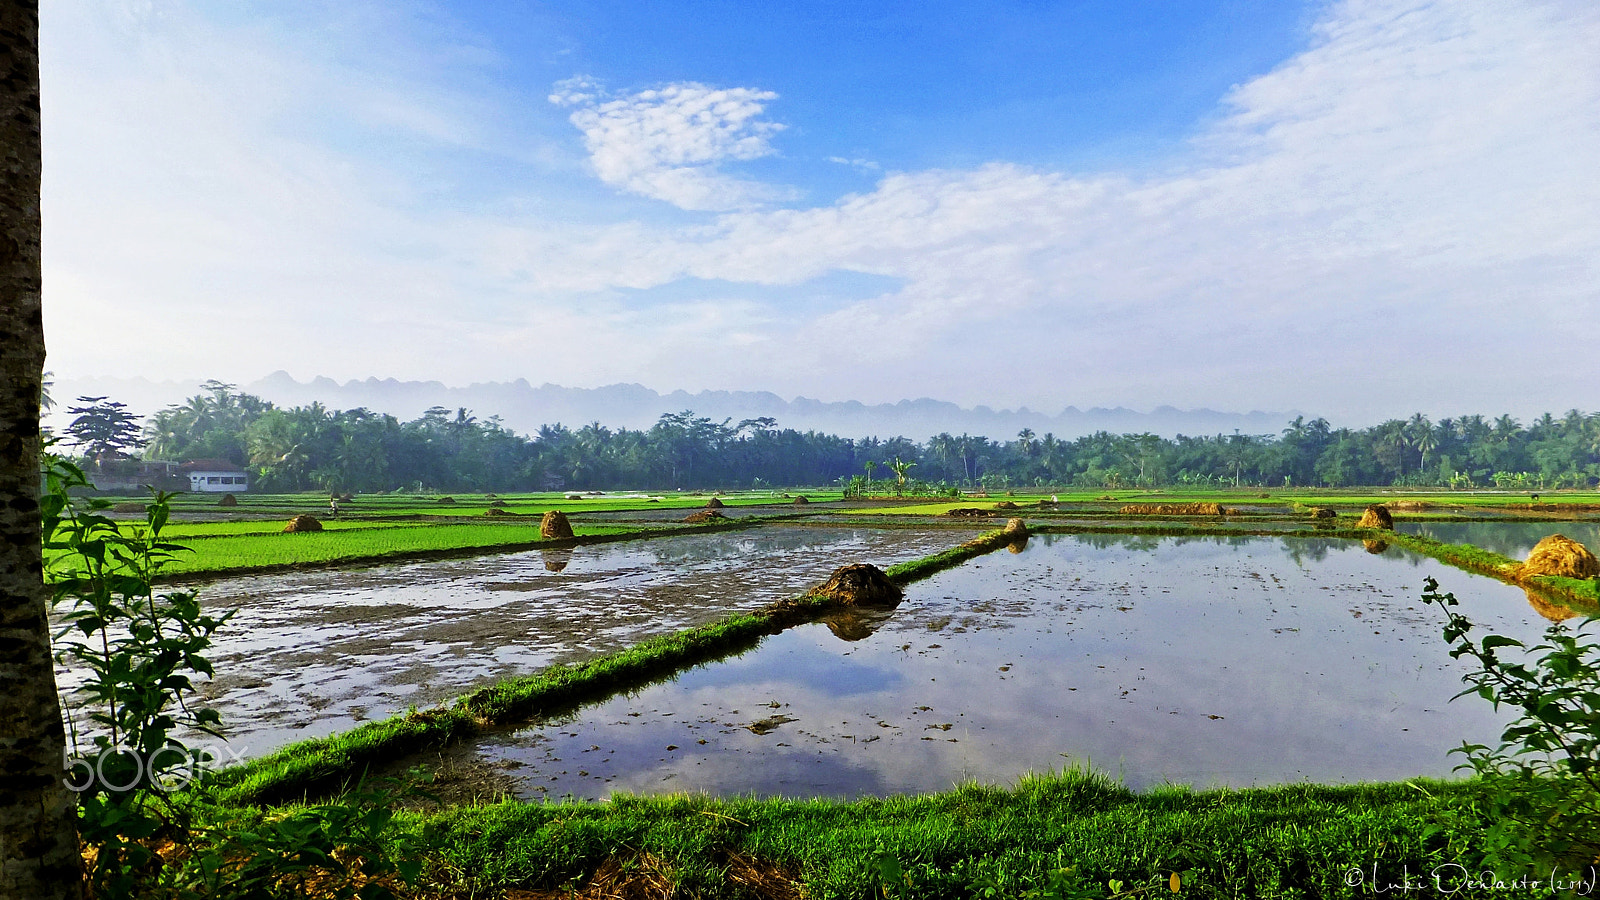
left=105, top=527, right=960, bottom=757
left=471, top=533, right=1549, bottom=799
left=1394, top=520, right=1600, bottom=560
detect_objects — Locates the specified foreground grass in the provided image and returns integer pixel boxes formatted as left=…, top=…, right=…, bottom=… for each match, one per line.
left=355, top=771, right=1496, bottom=898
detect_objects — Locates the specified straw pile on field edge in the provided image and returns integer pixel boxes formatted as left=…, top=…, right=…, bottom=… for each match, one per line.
left=483, top=508, right=524, bottom=518
left=539, top=510, right=575, bottom=540
left=218, top=493, right=237, bottom=507
left=1518, top=534, right=1600, bottom=579
left=942, top=508, right=997, bottom=518
left=813, top=563, right=903, bottom=607
left=1002, top=517, right=1029, bottom=536
left=1357, top=505, right=1394, bottom=530
left=994, top=501, right=1019, bottom=510
left=681, top=510, right=728, bottom=524
left=1309, top=507, right=1336, bottom=519
left=435, top=496, right=455, bottom=504
left=706, top=497, right=725, bottom=509
left=793, top=496, right=810, bottom=505
left=488, top=499, right=507, bottom=507
left=1119, top=503, right=1225, bottom=516
left=283, top=515, right=323, bottom=533
left=1384, top=500, right=1432, bottom=511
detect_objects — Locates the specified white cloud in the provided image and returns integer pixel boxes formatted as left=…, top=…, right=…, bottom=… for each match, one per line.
left=553, top=80, right=799, bottom=210
left=40, top=0, right=1600, bottom=423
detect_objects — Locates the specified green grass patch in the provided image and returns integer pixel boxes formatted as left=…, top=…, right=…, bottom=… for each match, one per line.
left=389, top=770, right=1492, bottom=899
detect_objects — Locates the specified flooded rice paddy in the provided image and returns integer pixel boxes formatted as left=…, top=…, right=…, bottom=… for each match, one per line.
left=100, top=527, right=960, bottom=755
left=1394, top=520, right=1600, bottom=560
left=462, top=533, right=1550, bottom=799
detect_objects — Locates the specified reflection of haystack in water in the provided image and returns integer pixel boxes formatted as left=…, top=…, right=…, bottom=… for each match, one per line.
left=1519, top=534, right=1600, bottom=579
left=1363, top=539, right=1389, bottom=555
left=539, top=510, right=574, bottom=540
left=821, top=606, right=898, bottom=641
left=1007, top=537, right=1029, bottom=554
left=541, top=548, right=574, bottom=573
left=942, top=508, right=996, bottom=518
left=681, top=510, right=728, bottom=524
left=814, top=563, right=902, bottom=607
left=218, top=493, right=237, bottom=507
left=706, top=497, right=725, bottom=508
left=283, top=515, right=323, bottom=533
left=1119, top=503, right=1224, bottom=516
left=1357, top=505, right=1394, bottom=529
left=1524, top=588, right=1580, bottom=622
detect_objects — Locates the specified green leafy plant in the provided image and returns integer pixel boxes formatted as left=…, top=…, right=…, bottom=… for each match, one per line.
left=1421, top=576, right=1600, bottom=876
left=44, top=454, right=438, bottom=898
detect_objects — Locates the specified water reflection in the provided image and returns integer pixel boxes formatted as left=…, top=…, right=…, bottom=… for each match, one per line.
left=473, top=534, right=1550, bottom=798
left=1396, top=521, right=1600, bottom=561
left=1524, top=588, right=1581, bottom=622
left=1363, top=540, right=1389, bottom=555
left=540, top=548, right=574, bottom=573
left=821, top=607, right=899, bottom=642
left=154, top=527, right=961, bottom=754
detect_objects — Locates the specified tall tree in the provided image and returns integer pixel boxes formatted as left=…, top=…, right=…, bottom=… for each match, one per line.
left=1, top=3, right=83, bottom=896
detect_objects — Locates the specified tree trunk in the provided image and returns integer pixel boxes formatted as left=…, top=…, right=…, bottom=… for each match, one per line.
left=0, top=3, right=83, bottom=898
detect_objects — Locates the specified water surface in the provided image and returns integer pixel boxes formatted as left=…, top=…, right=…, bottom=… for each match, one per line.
left=472, top=533, right=1549, bottom=799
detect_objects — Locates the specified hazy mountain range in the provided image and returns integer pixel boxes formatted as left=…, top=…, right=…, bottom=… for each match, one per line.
left=48, top=372, right=1294, bottom=442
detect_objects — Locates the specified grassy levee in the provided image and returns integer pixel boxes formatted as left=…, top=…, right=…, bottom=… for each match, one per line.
left=212, top=527, right=1022, bottom=807
left=405, top=772, right=1488, bottom=898
left=1371, top=529, right=1600, bottom=612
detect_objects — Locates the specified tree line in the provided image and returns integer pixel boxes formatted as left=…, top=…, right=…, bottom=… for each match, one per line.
left=55, top=381, right=1600, bottom=493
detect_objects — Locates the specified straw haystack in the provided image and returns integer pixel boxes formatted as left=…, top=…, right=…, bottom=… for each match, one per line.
left=436, top=496, right=455, bottom=504
left=1384, top=500, right=1432, bottom=511
left=681, top=510, right=728, bottom=524
left=706, top=497, right=725, bottom=509
left=1308, top=507, right=1336, bottom=519
left=792, top=495, right=810, bottom=505
left=540, top=510, right=575, bottom=539
left=814, top=563, right=902, bottom=606
left=218, top=493, right=237, bottom=507
left=1519, top=534, right=1600, bottom=579
left=283, top=515, right=323, bottom=533
left=1120, top=503, right=1224, bottom=516
left=484, top=508, right=524, bottom=517
left=994, top=500, right=1019, bottom=510
left=941, top=508, right=997, bottom=518
left=488, top=499, right=507, bottom=507
left=1003, top=517, right=1028, bottom=536
left=1357, top=505, right=1394, bottom=530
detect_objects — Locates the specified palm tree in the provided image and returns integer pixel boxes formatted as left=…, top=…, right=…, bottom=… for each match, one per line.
left=863, top=460, right=878, bottom=493
left=0, top=6, right=84, bottom=893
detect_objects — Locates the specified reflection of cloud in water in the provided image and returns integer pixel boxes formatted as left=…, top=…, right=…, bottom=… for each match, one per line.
left=471, top=534, right=1558, bottom=796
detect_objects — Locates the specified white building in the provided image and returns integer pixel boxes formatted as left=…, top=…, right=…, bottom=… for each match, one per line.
left=180, top=459, right=250, bottom=493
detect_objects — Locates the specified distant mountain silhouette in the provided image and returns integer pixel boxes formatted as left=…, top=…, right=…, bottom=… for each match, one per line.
left=50, top=371, right=1294, bottom=442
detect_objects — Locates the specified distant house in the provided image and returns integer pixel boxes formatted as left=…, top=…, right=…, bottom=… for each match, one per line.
left=83, top=458, right=185, bottom=494
left=180, top=459, right=250, bottom=493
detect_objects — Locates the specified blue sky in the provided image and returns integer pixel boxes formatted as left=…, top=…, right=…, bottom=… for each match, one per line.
left=40, top=0, right=1600, bottom=424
